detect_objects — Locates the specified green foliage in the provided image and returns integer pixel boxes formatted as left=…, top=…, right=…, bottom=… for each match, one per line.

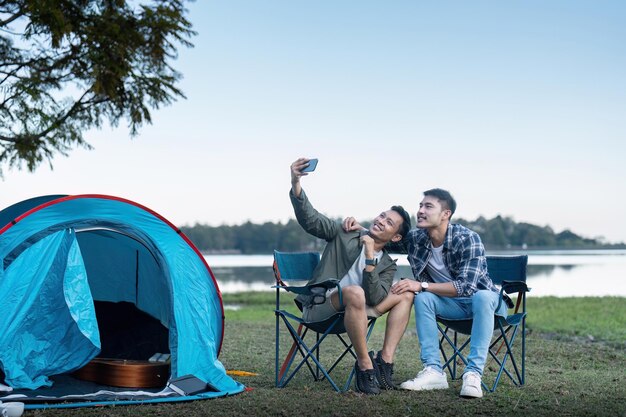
left=181, top=219, right=326, bottom=254
left=455, top=215, right=621, bottom=249
left=182, top=215, right=624, bottom=254
left=0, top=0, right=195, bottom=175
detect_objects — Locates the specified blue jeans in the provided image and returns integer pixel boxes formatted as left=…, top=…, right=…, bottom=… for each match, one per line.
left=414, top=290, right=508, bottom=376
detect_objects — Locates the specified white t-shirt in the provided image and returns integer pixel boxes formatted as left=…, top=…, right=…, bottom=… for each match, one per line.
left=338, top=246, right=383, bottom=288
left=426, top=244, right=453, bottom=283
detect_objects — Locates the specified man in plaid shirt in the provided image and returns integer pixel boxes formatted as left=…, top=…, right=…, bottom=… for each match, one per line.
left=390, top=188, right=507, bottom=398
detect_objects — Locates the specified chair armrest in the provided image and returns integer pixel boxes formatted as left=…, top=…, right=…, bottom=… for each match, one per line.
left=496, top=280, right=531, bottom=311
left=501, top=280, right=530, bottom=294
left=273, top=279, right=340, bottom=295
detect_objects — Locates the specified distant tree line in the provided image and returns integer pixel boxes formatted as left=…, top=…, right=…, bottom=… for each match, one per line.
left=454, top=215, right=623, bottom=249
left=181, top=219, right=324, bottom=254
left=180, top=215, right=624, bottom=254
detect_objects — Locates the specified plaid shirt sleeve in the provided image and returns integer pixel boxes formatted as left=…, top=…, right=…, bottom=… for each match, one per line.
left=448, top=227, right=492, bottom=297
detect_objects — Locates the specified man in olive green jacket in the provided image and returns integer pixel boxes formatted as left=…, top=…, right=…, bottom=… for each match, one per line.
left=289, top=158, right=415, bottom=395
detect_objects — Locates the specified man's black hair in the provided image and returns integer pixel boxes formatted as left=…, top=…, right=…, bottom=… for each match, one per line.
left=391, top=205, right=411, bottom=238
left=423, top=188, right=457, bottom=218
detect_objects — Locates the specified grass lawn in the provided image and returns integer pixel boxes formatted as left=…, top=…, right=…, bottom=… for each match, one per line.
left=29, top=294, right=626, bottom=417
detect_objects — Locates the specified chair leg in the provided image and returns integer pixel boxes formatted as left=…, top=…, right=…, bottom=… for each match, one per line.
left=439, top=328, right=492, bottom=391
left=521, top=315, right=526, bottom=385
left=488, top=323, right=522, bottom=392
left=439, top=327, right=455, bottom=379
left=326, top=334, right=354, bottom=376
left=278, top=316, right=333, bottom=388
left=275, top=311, right=280, bottom=387
left=316, top=332, right=321, bottom=380
left=276, top=314, right=377, bottom=393
left=439, top=327, right=471, bottom=380
left=439, top=329, right=450, bottom=374
left=282, top=330, right=343, bottom=391
left=280, top=315, right=348, bottom=392
left=439, top=327, right=457, bottom=378
left=453, top=331, right=458, bottom=379
left=277, top=323, right=304, bottom=383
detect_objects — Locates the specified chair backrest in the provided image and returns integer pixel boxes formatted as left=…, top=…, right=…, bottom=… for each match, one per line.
left=273, top=250, right=320, bottom=284
left=486, top=255, right=528, bottom=285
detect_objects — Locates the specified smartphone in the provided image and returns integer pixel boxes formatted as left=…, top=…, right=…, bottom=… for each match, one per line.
left=301, top=158, right=318, bottom=172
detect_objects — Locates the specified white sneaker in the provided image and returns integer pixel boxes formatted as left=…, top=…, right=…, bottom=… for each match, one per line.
left=460, top=371, right=483, bottom=398
left=400, top=366, right=449, bottom=391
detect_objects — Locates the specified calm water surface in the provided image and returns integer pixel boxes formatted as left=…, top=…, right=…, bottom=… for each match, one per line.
left=205, top=250, right=626, bottom=297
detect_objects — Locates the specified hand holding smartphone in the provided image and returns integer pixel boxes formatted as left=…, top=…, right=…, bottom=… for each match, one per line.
left=301, top=158, right=318, bottom=173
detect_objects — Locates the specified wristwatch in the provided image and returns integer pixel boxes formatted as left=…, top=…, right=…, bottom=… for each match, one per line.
left=421, top=282, right=429, bottom=292
left=365, top=258, right=378, bottom=266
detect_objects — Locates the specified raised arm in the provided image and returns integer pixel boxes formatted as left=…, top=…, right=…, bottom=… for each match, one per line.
left=290, top=157, right=313, bottom=198
left=289, top=158, right=338, bottom=240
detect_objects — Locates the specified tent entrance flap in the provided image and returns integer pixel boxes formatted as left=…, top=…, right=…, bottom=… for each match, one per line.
left=0, top=229, right=100, bottom=390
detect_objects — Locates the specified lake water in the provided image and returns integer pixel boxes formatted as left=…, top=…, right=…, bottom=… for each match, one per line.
left=205, top=249, right=626, bottom=297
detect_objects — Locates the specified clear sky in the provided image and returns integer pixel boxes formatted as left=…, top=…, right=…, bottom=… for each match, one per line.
left=2, top=1, right=626, bottom=243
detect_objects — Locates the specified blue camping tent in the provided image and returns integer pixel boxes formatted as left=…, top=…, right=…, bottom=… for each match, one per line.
left=0, top=195, right=244, bottom=408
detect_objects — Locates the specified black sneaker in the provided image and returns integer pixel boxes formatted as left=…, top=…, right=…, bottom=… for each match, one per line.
left=354, top=361, right=380, bottom=395
left=371, top=350, right=395, bottom=390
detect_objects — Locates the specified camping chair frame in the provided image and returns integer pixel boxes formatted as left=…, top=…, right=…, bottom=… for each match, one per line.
left=437, top=255, right=530, bottom=393
left=273, top=250, right=377, bottom=392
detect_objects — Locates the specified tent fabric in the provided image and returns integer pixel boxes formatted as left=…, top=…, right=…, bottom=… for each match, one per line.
left=0, top=195, right=66, bottom=229
left=0, top=195, right=244, bottom=406
left=0, top=229, right=100, bottom=389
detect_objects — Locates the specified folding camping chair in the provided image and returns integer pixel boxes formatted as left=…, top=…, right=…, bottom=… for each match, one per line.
left=437, top=255, right=530, bottom=393
left=273, top=250, right=377, bottom=392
